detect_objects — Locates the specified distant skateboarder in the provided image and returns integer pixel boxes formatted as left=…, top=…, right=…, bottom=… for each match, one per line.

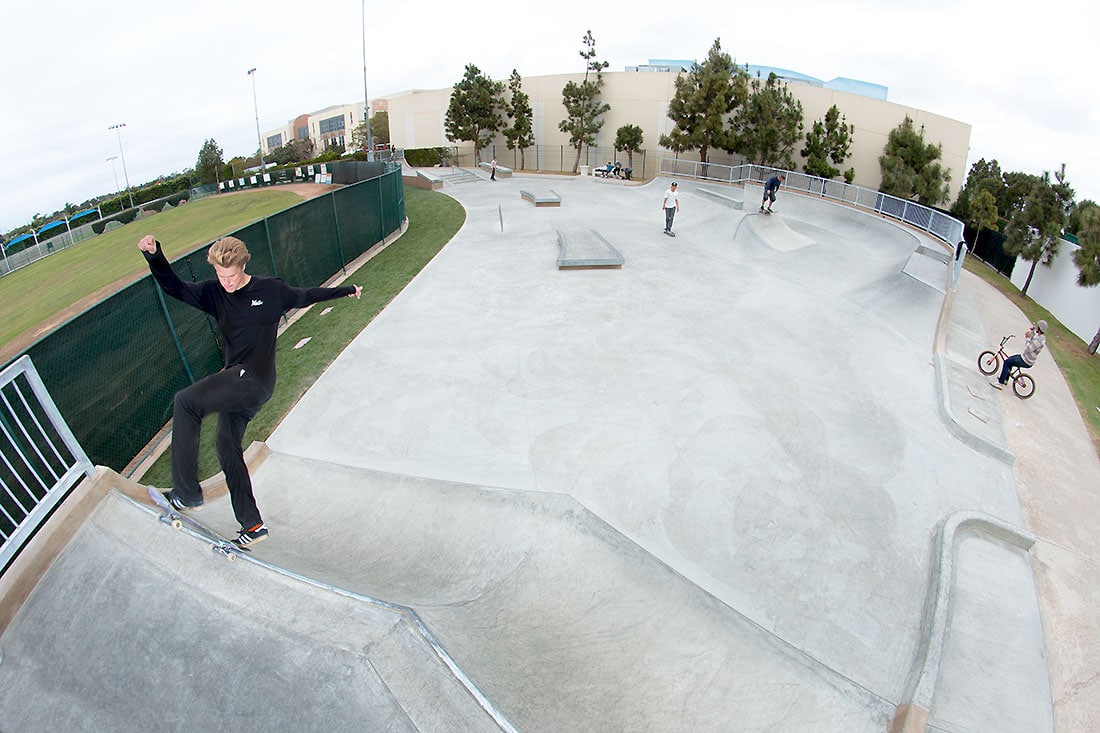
left=138, top=234, right=362, bottom=546
left=760, top=174, right=784, bottom=213
left=490, top=157, right=498, bottom=181
left=662, top=181, right=680, bottom=236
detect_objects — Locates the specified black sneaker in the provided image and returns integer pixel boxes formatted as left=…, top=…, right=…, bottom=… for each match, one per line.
left=163, top=490, right=203, bottom=511
left=233, top=523, right=268, bottom=547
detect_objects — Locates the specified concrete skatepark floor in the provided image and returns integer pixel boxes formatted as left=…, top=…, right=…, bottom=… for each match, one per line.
left=3, top=172, right=1094, bottom=731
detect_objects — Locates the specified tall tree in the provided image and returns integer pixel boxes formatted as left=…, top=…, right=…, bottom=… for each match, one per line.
left=195, top=138, right=225, bottom=185
left=732, top=72, right=804, bottom=169
left=559, top=30, right=610, bottom=173
left=1003, top=171, right=1068, bottom=296
left=952, top=158, right=1007, bottom=222
left=371, top=110, right=390, bottom=146
left=445, top=64, right=504, bottom=164
left=503, top=69, right=534, bottom=170
left=878, top=115, right=951, bottom=205
left=659, top=38, right=748, bottom=167
left=1069, top=202, right=1100, bottom=352
left=801, top=104, right=854, bottom=181
left=967, top=188, right=1000, bottom=250
left=614, top=124, right=644, bottom=170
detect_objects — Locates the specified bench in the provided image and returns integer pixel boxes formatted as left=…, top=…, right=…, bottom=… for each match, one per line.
left=479, top=161, right=513, bottom=178
left=520, top=190, right=561, bottom=207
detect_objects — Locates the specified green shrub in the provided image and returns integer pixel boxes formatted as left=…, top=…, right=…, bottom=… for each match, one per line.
left=405, top=147, right=449, bottom=167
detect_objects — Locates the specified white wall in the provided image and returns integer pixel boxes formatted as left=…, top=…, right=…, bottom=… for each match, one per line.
left=1009, top=238, right=1100, bottom=345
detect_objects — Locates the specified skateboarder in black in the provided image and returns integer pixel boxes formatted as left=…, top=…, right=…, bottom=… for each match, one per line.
left=139, top=234, right=362, bottom=546
left=760, top=174, right=784, bottom=212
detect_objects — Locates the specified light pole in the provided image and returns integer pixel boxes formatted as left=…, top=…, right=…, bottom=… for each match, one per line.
left=362, top=0, right=374, bottom=161
left=247, top=68, right=267, bottom=173
left=106, top=156, right=121, bottom=198
left=108, top=123, right=135, bottom=208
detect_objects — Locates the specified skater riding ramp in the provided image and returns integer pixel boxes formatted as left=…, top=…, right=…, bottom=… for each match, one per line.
left=0, top=492, right=504, bottom=732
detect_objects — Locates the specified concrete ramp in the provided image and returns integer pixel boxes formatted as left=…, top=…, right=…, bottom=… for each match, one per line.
left=902, top=245, right=950, bottom=293
left=243, top=451, right=892, bottom=730
left=736, top=210, right=815, bottom=251
left=0, top=492, right=506, bottom=732
left=556, top=229, right=624, bottom=269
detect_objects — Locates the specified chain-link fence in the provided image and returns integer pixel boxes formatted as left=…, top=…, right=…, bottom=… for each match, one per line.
left=3, top=164, right=404, bottom=473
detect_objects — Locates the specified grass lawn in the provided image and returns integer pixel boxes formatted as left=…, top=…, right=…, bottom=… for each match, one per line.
left=0, top=190, right=303, bottom=353
left=964, top=257, right=1100, bottom=456
left=139, top=185, right=465, bottom=486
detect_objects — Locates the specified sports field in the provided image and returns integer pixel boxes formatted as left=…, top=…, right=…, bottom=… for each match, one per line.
left=0, top=188, right=309, bottom=362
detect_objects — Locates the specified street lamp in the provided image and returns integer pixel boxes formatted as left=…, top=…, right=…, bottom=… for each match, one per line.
left=362, top=0, right=374, bottom=161
left=108, top=123, right=135, bottom=209
left=247, top=68, right=267, bottom=173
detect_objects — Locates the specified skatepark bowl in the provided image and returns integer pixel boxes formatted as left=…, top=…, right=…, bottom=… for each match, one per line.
left=0, top=174, right=1057, bottom=732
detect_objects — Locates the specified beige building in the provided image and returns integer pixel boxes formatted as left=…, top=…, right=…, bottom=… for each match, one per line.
left=260, top=102, right=368, bottom=156
left=383, top=69, right=971, bottom=202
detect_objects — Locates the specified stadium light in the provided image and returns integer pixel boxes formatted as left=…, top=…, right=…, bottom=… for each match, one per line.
left=108, top=123, right=135, bottom=209
left=362, top=0, right=374, bottom=161
left=106, top=156, right=121, bottom=198
left=247, top=68, right=267, bottom=173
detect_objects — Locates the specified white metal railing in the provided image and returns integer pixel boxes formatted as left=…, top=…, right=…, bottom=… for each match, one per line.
left=659, top=158, right=965, bottom=250
left=0, top=355, right=95, bottom=572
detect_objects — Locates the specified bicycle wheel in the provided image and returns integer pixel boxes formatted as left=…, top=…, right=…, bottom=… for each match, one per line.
left=1012, top=373, right=1035, bottom=399
left=977, top=351, right=1000, bottom=376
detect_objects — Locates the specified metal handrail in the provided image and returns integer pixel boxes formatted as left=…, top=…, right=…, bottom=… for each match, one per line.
left=659, top=159, right=965, bottom=248
left=0, top=355, right=95, bottom=572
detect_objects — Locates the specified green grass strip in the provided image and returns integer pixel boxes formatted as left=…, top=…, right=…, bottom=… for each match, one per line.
left=964, top=258, right=1100, bottom=456
left=139, top=185, right=464, bottom=486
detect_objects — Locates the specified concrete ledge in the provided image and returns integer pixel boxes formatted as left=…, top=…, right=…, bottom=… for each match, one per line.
left=479, top=161, right=512, bottom=178
left=415, top=169, right=445, bottom=190
left=893, top=511, right=1035, bottom=731
left=697, top=186, right=744, bottom=209
left=556, top=229, right=623, bottom=270
left=521, top=189, right=561, bottom=207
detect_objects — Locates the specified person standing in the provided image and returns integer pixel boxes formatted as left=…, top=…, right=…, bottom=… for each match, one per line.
left=662, top=181, right=680, bottom=235
left=760, top=173, right=784, bottom=212
left=138, top=234, right=362, bottom=546
left=490, top=157, right=497, bottom=181
left=991, top=320, right=1047, bottom=389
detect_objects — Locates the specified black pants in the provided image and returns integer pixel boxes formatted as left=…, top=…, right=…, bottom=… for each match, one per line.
left=172, top=367, right=270, bottom=528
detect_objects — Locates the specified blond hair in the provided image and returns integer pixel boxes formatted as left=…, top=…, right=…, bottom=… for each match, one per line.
left=207, top=236, right=251, bottom=269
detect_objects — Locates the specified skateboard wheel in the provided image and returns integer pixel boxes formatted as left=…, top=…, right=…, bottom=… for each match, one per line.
left=171, top=518, right=182, bottom=530
left=227, top=552, right=237, bottom=563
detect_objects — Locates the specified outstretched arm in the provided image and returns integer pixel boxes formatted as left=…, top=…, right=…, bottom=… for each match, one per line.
left=138, top=235, right=209, bottom=311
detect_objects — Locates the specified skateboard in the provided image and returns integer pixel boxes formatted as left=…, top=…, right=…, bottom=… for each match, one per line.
left=147, top=486, right=248, bottom=559
left=758, top=208, right=774, bottom=215
left=663, top=230, right=677, bottom=237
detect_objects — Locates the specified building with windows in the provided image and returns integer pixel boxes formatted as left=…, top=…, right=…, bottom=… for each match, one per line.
left=260, top=102, right=367, bottom=157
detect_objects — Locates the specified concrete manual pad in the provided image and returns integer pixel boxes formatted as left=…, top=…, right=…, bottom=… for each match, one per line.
left=555, top=228, right=623, bottom=269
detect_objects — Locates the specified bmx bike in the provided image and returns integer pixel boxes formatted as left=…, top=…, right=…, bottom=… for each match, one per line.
left=977, top=335, right=1036, bottom=399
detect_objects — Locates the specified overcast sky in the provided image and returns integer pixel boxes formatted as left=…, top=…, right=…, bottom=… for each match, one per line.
left=2, top=0, right=1096, bottom=234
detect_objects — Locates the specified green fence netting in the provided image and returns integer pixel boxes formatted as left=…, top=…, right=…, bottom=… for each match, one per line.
left=5, top=166, right=404, bottom=472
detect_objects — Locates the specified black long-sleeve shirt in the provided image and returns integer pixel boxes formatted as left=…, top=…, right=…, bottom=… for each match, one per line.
left=144, top=242, right=354, bottom=392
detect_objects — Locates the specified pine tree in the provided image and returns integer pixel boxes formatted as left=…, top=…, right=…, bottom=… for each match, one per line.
left=504, top=70, right=534, bottom=170
left=1004, top=171, right=1068, bottom=296
left=732, top=72, right=804, bottom=169
left=878, top=115, right=951, bottom=205
left=445, top=64, right=505, bottom=164
left=801, top=105, right=853, bottom=180
left=559, top=31, right=610, bottom=174
left=659, top=38, right=748, bottom=167
left=614, top=125, right=644, bottom=170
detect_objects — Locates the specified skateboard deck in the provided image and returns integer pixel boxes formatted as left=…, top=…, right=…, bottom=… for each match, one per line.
left=663, top=230, right=677, bottom=237
left=147, top=486, right=248, bottom=559
left=759, top=208, right=773, bottom=215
